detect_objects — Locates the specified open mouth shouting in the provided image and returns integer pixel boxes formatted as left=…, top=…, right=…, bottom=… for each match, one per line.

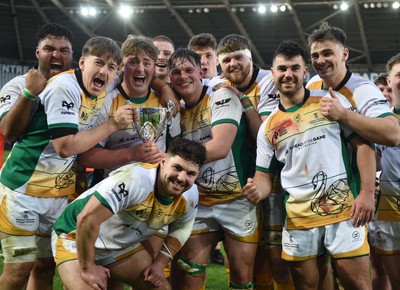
left=50, top=61, right=63, bottom=75
left=133, top=75, right=146, bottom=85
left=92, top=76, right=106, bottom=94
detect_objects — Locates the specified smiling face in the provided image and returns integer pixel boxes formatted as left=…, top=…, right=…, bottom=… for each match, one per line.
left=158, top=155, right=200, bottom=198
left=272, top=54, right=307, bottom=105
left=36, top=35, right=73, bottom=80
left=219, top=51, right=252, bottom=88
left=192, top=47, right=219, bottom=79
left=121, top=51, right=155, bottom=97
left=79, top=55, right=118, bottom=97
left=310, top=39, right=348, bottom=88
left=169, top=58, right=203, bottom=104
left=154, top=40, right=174, bottom=81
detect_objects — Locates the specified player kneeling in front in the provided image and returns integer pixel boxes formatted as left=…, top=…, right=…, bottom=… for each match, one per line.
left=51, top=138, right=206, bottom=290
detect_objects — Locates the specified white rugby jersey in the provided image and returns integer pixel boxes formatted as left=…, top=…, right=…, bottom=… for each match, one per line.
left=53, top=162, right=198, bottom=250
left=181, top=86, right=255, bottom=205
left=93, top=84, right=181, bottom=178
left=0, top=69, right=106, bottom=197
left=376, top=109, right=400, bottom=221
left=306, top=70, right=393, bottom=118
left=0, top=74, right=34, bottom=119
left=256, top=89, right=358, bottom=230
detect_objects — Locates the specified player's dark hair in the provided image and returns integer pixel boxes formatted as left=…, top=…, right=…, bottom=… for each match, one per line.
left=167, top=138, right=206, bottom=168
left=168, top=48, right=201, bottom=70
left=308, top=21, right=346, bottom=47
left=272, top=40, right=307, bottom=65
left=216, top=34, right=251, bottom=55
left=36, top=23, right=73, bottom=45
left=188, top=33, right=217, bottom=51
left=82, top=36, right=122, bottom=65
left=374, top=73, right=388, bottom=86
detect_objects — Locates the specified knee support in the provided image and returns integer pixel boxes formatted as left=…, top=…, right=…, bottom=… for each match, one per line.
left=1, top=235, right=37, bottom=263
left=177, top=256, right=206, bottom=276
left=229, top=281, right=255, bottom=290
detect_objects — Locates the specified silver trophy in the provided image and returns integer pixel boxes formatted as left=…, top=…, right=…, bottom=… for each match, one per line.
left=132, top=100, right=175, bottom=142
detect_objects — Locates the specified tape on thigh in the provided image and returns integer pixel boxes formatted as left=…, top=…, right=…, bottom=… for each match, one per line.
left=1, top=235, right=37, bottom=263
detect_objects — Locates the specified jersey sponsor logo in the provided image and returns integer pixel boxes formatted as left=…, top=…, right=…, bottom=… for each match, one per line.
left=284, top=235, right=299, bottom=249
left=245, top=220, right=253, bottom=230
left=62, top=101, right=74, bottom=110
left=154, top=208, right=164, bottom=218
left=309, top=112, right=326, bottom=125
left=351, top=230, right=361, bottom=242
left=284, top=134, right=326, bottom=155
left=112, top=182, right=129, bottom=201
left=199, top=134, right=211, bottom=142
left=268, top=93, right=279, bottom=100
left=0, top=95, right=11, bottom=103
left=215, top=98, right=231, bottom=106
left=118, top=135, right=141, bottom=144
left=273, top=128, right=288, bottom=140
left=122, top=224, right=144, bottom=239
left=16, top=211, right=35, bottom=224
left=373, top=100, right=389, bottom=106
left=80, top=111, right=89, bottom=121
left=135, top=209, right=150, bottom=219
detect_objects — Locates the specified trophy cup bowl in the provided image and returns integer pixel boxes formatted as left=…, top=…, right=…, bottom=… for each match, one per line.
left=132, top=101, right=175, bottom=142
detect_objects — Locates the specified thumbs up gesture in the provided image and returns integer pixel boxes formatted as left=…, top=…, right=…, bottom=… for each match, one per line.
left=320, top=87, right=346, bottom=121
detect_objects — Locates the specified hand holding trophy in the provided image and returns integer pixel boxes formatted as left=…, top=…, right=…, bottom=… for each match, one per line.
left=132, top=100, right=175, bottom=142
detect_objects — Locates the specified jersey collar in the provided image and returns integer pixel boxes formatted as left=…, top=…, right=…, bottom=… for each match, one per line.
left=75, top=68, right=97, bottom=100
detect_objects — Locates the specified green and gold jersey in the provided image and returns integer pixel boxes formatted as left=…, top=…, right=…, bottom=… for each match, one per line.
left=181, top=86, right=255, bottom=205
left=256, top=89, right=358, bottom=230
left=53, top=162, right=198, bottom=250
left=0, top=69, right=106, bottom=198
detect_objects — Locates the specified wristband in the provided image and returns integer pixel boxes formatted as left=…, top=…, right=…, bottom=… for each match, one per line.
left=22, top=88, right=37, bottom=101
left=240, top=95, right=253, bottom=111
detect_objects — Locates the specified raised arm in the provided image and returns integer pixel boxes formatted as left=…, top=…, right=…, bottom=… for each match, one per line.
left=1, top=68, right=47, bottom=141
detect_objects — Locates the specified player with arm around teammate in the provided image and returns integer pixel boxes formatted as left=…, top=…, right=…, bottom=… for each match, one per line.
left=244, top=40, right=375, bottom=290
